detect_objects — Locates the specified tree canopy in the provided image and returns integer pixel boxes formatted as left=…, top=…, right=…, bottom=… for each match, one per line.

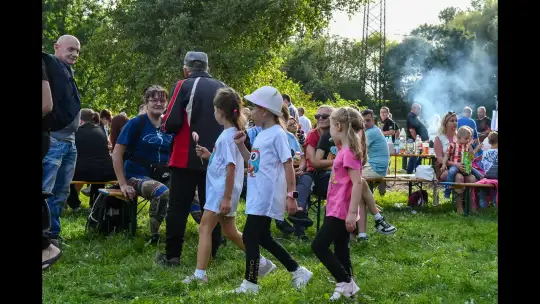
left=43, top=0, right=498, bottom=120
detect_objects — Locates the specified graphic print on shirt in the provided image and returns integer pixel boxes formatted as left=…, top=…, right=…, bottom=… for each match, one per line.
left=208, top=147, right=216, bottom=166
left=248, top=148, right=260, bottom=177
left=329, top=146, right=338, bottom=160
left=142, top=129, right=173, bottom=163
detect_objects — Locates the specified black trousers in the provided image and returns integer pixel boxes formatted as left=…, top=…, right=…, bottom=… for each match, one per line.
left=165, top=167, right=222, bottom=259
left=243, top=215, right=299, bottom=284
left=311, top=216, right=353, bottom=283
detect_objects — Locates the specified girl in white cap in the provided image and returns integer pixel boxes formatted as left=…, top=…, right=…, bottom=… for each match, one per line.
left=183, top=88, right=276, bottom=284
left=232, top=86, right=313, bottom=294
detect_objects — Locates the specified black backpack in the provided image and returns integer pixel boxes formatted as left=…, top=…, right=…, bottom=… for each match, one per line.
left=86, top=186, right=136, bottom=236
left=42, top=52, right=82, bottom=132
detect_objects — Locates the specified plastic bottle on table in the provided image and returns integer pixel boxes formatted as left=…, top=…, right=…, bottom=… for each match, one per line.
left=415, top=135, right=422, bottom=155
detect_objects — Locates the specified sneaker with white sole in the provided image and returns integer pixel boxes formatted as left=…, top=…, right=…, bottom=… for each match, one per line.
left=357, top=235, right=369, bottom=241
left=329, top=279, right=360, bottom=301
left=230, top=279, right=259, bottom=294
left=258, top=259, right=277, bottom=277
left=183, top=274, right=208, bottom=284
left=374, top=217, right=397, bottom=235
left=291, top=266, right=313, bottom=289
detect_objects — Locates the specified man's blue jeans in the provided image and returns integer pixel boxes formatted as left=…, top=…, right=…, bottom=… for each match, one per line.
left=275, top=174, right=313, bottom=231
left=406, top=156, right=422, bottom=174
left=42, top=137, right=77, bottom=238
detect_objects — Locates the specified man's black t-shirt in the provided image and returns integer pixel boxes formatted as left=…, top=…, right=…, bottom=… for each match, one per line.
left=380, top=118, right=400, bottom=141
left=406, top=112, right=429, bottom=141
left=476, top=117, right=492, bottom=133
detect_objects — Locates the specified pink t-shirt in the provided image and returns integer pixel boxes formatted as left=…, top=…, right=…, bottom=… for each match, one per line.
left=326, top=147, right=362, bottom=221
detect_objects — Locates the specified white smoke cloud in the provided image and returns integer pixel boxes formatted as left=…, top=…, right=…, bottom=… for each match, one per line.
left=397, top=35, right=497, bottom=122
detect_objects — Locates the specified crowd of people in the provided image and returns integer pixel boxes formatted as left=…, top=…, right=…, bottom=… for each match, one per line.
left=42, top=34, right=498, bottom=300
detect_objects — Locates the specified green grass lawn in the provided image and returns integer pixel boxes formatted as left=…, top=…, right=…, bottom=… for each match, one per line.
left=43, top=188, right=497, bottom=304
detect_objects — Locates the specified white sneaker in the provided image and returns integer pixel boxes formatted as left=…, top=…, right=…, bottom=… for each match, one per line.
left=258, top=259, right=277, bottom=277
left=291, top=266, right=313, bottom=289
left=230, top=279, right=259, bottom=294
left=182, top=274, right=208, bottom=284
left=329, top=279, right=360, bottom=301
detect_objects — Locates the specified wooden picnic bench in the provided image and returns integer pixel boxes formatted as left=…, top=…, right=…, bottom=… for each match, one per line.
left=71, top=180, right=118, bottom=185
left=365, top=174, right=439, bottom=205
left=71, top=180, right=118, bottom=206
left=309, top=174, right=437, bottom=232
left=439, top=182, right=496, bottom=216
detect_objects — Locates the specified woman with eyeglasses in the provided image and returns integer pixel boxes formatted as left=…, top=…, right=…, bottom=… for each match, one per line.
left=112, top=85, right=173, bottom=244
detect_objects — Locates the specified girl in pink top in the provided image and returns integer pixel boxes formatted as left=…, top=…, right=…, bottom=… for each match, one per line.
left=311, top=107, right=364, bottom=301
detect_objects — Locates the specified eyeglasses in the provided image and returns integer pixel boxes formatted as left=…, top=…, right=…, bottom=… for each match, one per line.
left=447, top=111, right=456, bottom=115
left=315, top=114, right=330, bottom=120
left=147, top=99, right=166, bottom=104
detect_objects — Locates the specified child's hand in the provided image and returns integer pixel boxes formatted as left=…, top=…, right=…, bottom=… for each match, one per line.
left=195, top=145, right=211, bottom=160
left=456, top=162, right=465, bottom=172
left=234, top=131, right=246, bottom=145
left=219, top=198, right=232, bottom=215
left=441, top=164, right=447, bottom=172
left=345, top=212, right=357, bottom=233
left=286, top=197, right=298, bottom=215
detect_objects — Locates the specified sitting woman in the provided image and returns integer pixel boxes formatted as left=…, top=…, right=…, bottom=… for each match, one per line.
left=112, top=85, right=173, bottom=244
left=287, top=117, right=306, bottom=147
left=109, top=112, right=130, bottom=151
left=67, top=108, right=116, bottom=209
left=434, top=112, right=477, bottom=214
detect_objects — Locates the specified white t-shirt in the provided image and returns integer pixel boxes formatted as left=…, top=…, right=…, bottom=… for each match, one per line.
left=299, top=115, right=312, bottom=133
left=205, top=127, right=245, bottom=216
left=246, top=125, right=291, bottom=220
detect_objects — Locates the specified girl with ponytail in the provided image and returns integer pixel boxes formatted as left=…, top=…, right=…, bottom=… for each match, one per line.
left=186, top=87, right=275, bottom=284
left=310, top=106, right=365, bottom=300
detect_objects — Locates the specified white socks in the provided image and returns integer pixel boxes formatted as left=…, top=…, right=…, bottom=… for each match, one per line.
left=374, top=213, right=383, bottom=221
left=195, top=256, right=267, bottom=279
left=260, top=256, right=268, bottom=267
left=358, top=232, right=367, bottom=238
left=194, top=269, right=206, bottom=278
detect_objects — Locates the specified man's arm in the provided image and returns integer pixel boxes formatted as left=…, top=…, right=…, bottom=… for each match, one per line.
left=42, top=59, right=53, bottom=117
left=314, top=149, right=333, bottom=169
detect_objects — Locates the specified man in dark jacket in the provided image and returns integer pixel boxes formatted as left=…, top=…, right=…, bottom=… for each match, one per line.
left=159, top=51, right=226, bottom=265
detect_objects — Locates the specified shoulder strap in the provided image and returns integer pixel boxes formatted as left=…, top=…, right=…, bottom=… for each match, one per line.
left=185, top=77, right=201, bottom=126
left=126, top=114, right=148, bottom=158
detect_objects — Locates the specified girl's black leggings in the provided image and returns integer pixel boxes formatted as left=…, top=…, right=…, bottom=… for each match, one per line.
left=311, top=216, right=353, bottom=283
left=243, top=214, right=299, bottom=284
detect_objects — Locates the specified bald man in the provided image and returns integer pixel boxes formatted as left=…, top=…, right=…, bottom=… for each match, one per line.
left=54, top=35, right=80, bottom=65
left=476, top=106, right=491, bottom=142
left=42, top=35, right=82, bottom=246
left=405, top=103, right=428, bottom=173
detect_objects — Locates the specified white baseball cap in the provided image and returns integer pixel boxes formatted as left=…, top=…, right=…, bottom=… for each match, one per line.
left=244, top=86, right=283, bottom=117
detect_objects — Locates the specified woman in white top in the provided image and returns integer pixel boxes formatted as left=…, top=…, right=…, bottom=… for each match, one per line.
left=434, top=112, right=477, bottom=210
